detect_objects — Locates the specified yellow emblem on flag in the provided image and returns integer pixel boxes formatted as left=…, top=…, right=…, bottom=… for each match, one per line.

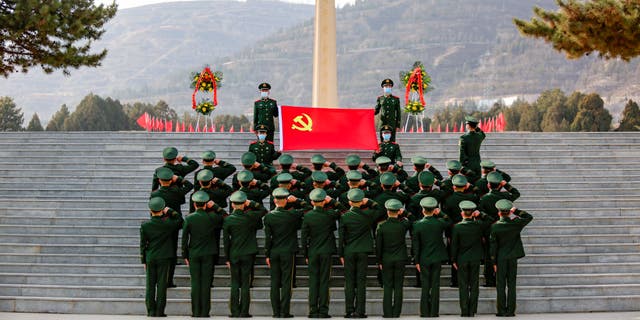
left=291, top=113, right=313, bottom=132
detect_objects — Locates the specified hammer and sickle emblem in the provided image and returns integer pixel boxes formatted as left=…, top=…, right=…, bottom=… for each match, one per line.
left=291, top=113, right=313, bottom=132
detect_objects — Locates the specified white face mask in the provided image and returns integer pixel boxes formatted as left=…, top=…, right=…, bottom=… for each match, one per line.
left=260, top=91, right=269, bottom=98
left=383, top=87, right=392, bottom=95
left=258, top=134, right=266, bottom=141
left=382, top=133, right=391, bottom=141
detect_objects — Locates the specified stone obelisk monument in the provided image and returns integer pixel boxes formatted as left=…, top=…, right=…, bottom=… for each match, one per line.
left=312, top=0, right=338, bottom=108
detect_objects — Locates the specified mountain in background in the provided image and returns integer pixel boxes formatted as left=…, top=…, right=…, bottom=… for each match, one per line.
left=2, top=0, right=638, bottom=121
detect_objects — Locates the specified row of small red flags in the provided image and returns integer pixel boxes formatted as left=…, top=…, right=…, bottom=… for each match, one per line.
left=136, top=112, right=505, bottom=133
left=136, top=112, right=246, bottom=133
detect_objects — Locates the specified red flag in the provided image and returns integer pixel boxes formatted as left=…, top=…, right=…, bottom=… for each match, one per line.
left=409, top=127, right=414, bottom=133
left=499, top=113, right=505, bottom=131
left=453, top=122, right=458, bottom=133
left=188, top=124, right=194, bottom=132
left=429, top=125, right=433, bottom=133
left=165, top=120, right=173, bottom=132
left=280, top=105, right=378, bottom=151
left=219, top=124, right=224, bottom=132
left=445, top=123, right=450, bottom=133
left=437, top=123, right=441, bottom=133
left=210, top=125, right=215, bottom=133
left=240, top=126, right=244, bottom=133
left=460, top=121, right=465, bottom=133
left=229, top=125, right=235, bottom=133
left=136, top=113, right=150, bottom=130
left=417, top=125, right=423, bottom=133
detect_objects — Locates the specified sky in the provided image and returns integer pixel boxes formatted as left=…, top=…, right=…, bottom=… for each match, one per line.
left=96, top=0, right=358, bottom=9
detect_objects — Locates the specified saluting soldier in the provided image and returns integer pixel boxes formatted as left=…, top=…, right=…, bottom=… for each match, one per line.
left=254, top=82, right=278, bottom=142
left=182, top=191, right=225, bottom=317
left=270, top=153, right=312, bottom=189
left=234, top=170, right=271, bottom=203
left=223, top=191, right=268, bottom=318
left=152, top=147, right=199, bottom=191
left=405, top=156, right=443, bottom=194
left=459, top=116, right=486, bottom=177
left=190, top=169, right=233, bottom=213
left=269, top=173, right=307, bottom=210
left=264, top=188, right=307, bottom=318
left=376, top=199, right=411, bottom=318
left=407, top=171, right=445, bottom=221
left=301, top=188, right=342, bottom=318
left=232, top=152, right=273, bottom=188
left=412, top=197, right=451, bottom=318
left=193, top=151, right=236, bottom=191
left=140, top=197, right=183, bottom=317
left=474, top=160, right=511, bottom=197
left=339, top=189, right=384, bottom=318
left=375, top=78, right=401, bottom=142
left=249, top=124, right=281, bottom=168
left=373, top=125, right=403, bottom=165
left=490, top=199, right=533, bottom=317
left=306, top=154, right=346, bottom=184
left=342, top=154, right=378, bottom=181
left=338, top=170, right=380, bottom=207
left=451, top=201, right=492, bottom=317
left=370, top=156, right=409, bottom=185
left=374, top=172, right=411, bottom=212
left=307, top=171, right=343, bottom=200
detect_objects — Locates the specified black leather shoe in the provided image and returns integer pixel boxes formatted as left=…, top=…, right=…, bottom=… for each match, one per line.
left=344, top=313, right=355, bottom=318
left=318, top=314, right=331, bottom=318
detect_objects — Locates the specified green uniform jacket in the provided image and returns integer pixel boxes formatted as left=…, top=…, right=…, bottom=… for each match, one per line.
left=254, top=98, right=278, bottom=131
left=373, top=141, right=403, bottom=163
left=151, top=159, right=199, bottom=190
left=405, top=167, right=444, bottom=194
left=490, top=210, right=533, bottom=262
left=181, top=208, right=225, bottom=258
left=407, top=189, right=445, bottom=221
left=375, top=95, right=401, bottom=130
left=412, top=214, right=451, bottom=265
left=338, top=165, right=378, bottom=186
left=451, top=213, right=492, bottom=264
left=189, top=182, right=233, bottom=212
left=338, top=185, right=380, bottom=207
left=478, top=185, right=521, bottom=220
left=270, top=166, right=312, bottom=189
left=237, top=185, right=271, bottom=203
left=150, top=179, right=194, bottom=214
left=193, top=162, right=237, bottom=191
left=338, top=203, right=384, bottom=256
left=369, top=167, right=409, bottom=185
left=249, top=140, right=281, bottom=165
left=442, top=191, right=478, bottom=223
left=373, top=190, right=410, bottom=214
left=459, top=128, right=486, bottom=174
left=474, top=169, right=511, bottom=197
left=375, top=217, right=411, bottom=263
left=232, top=165, right=273, bottom=188
left=264, top=207, right=305, bottom=257
left=223, top=202, right=268, bottom=261
left=140, top=209, right=183, bottom=263
left=300, top=207, right=341, bottom=257
left=304, top=163, right=346, bottom=185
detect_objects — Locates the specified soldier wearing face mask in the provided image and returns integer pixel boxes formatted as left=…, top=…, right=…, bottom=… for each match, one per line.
left=254, top=82, right=278, bottom=142
left=373, top=125, right=403, bottom=165
left=249, top=124, right=281, bottom=172
left=375, top=78, right=401, bottom=142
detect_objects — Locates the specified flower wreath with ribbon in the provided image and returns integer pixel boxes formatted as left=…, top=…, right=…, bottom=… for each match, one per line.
left=400, top=61, right=432, bottom=115
left=191, top=67, right=223, bottom=115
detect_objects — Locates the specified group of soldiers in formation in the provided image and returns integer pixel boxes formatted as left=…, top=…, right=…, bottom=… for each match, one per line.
left=140, top=82, right=533, bottom=318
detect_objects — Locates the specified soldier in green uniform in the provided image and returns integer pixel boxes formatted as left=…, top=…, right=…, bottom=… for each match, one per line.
left=254, top=82, right=279, bottom=142
left=407, top=171, right=445, bottom=221
left=370, top=156, right=409, bottom=185
left=152, top=147, right=199, bottom=191
left=193, top=150, right=236, bottom=191
left=269, top=173, right=307, bottom=209
left=338, top=170, right=380, bottom=207
left=459, top=116, right=486, bottom=177
left=150, top=167, right=194, bottom=288
left=375, top=78, right=401, bottom=142
left=305, top=154, right=346, bottom=185
left=234, top=170, right=271, bottom=204
left=249, top=124, right=281, bottom=167
left=412, top=197, right=451, bottom=318
left=270, top=153, right=312, bottom=190
left=232, top=152, right=273, bottom=188
left=223, top=191, right=268, bottom=318
left=307, top=171, right=344, bottom=201
left=474, top=160, right=511, bottom=198
left=405, top=156, right=443, bottom=194
left=339, top=189, right=384, bottom=318
left=374, top=172, right=410, bottom=211
left=190, top=169, right=233, bottom=212
left=490, top=199, right=533, bottom=317
left=376, top=199, right=411, bottom=318
left=452, top=201, right=491, bottom=317
left=373, top=125, right=403, bottom=164
left=264, top=188, right=307, bottom=318
left=182, top=191, right=226, bottom=317
left=140, top=197, right=183, bottom=317
left=301, top=188, right=342, bottom=318
left=342, top=154, right=378, bottom=181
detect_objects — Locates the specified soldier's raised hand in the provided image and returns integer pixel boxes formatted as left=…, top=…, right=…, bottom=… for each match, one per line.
left=415, top=263, right=421, bottom=273
left=177, top=155, right=184, bottom=162
left=266, top=258, right=271, bottom=268
left=433, top=208, right=441, bottom=216
left=287, top=195, right=297, bottom=203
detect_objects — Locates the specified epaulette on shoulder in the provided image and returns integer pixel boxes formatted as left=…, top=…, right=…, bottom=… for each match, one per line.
left=266, top=140, right=274, bottom=145
left=250, top=140, right=258, bottom=144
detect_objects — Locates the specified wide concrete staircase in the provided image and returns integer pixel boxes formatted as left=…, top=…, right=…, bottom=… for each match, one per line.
left=0, top=132, right=639, bottom=316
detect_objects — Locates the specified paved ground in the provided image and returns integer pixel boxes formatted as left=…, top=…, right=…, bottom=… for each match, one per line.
left=2, top=312, right=640, bottom=320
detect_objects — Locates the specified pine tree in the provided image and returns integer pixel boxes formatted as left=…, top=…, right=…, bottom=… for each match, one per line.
left=518, top=106, right=541, bottom=132
left=0, top=96, right=24, bottom=131
left=618, top=99, right=640, bottom=131
left=26, top=113, right=44, bottom=131
left=1, top=1, right=118, bottom=77
left=46, top=104, right=70, bottom=131
left=571, top=93, right=612, bottom=131
left=63, top=94, right=130, bottom=131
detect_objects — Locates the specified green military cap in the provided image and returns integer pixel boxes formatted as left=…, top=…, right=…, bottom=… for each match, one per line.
left=312, top=171, right=328, bottom=182
left=162, top=147, right=178, bottom=159
left=272, top=187, right=290, bottom=199
left=310, top=154, right=326, bottom=164
left=487, top=171, right=503, bottom=184
left=191, top=191, right=210, bottom=203
left=347, top=188, right=365, bottom=202
left=196, top=169, right=214, bottom=182
left=459, top=200, right=477, bottom=210
left=375, top=156, right=392, bottom=165
left=446, top=160, right=462, bottom=170
left=385, top=199, right=403, bottom=210
left=241, top=152, right=257, bottom=165
left=276, top=173, right=293, bottom=183
left=452, top=174, right=468, bottom=187
left=381, top=78, right=394, bottom=87
left=201, top=151, right=216, bottom=161
left=148, top=197, right=165, bottom=211
left=345, top=154, right=361, bottom=166
left=419, top=197, right=438, bottom=209
left=411, top=156, right=428, bottom=165
left=309, top=188, right=327, bottom=202
left=237, top=170, right=254, bottom=182
left=255, top=124, right=268, bottom=132
left=278, top=154, right=294, bottom=165
left=496, top=199, right=513, bottom=211
left=230, top=191, right=248, bottom=203
left=418, top=171, right=435, bottom=186
left=346, top=170, right=363, bottom=181
left=156, top=167, right=173, bottom=180
left=258, top=82, right=271, bottom=90
left=380, top=125, right=393, bottom=132
left=480, top=160, right=496, bottom=169
left=465, top=115, right=479, bottom=124
left=380, top=172, right=397, bottom=186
